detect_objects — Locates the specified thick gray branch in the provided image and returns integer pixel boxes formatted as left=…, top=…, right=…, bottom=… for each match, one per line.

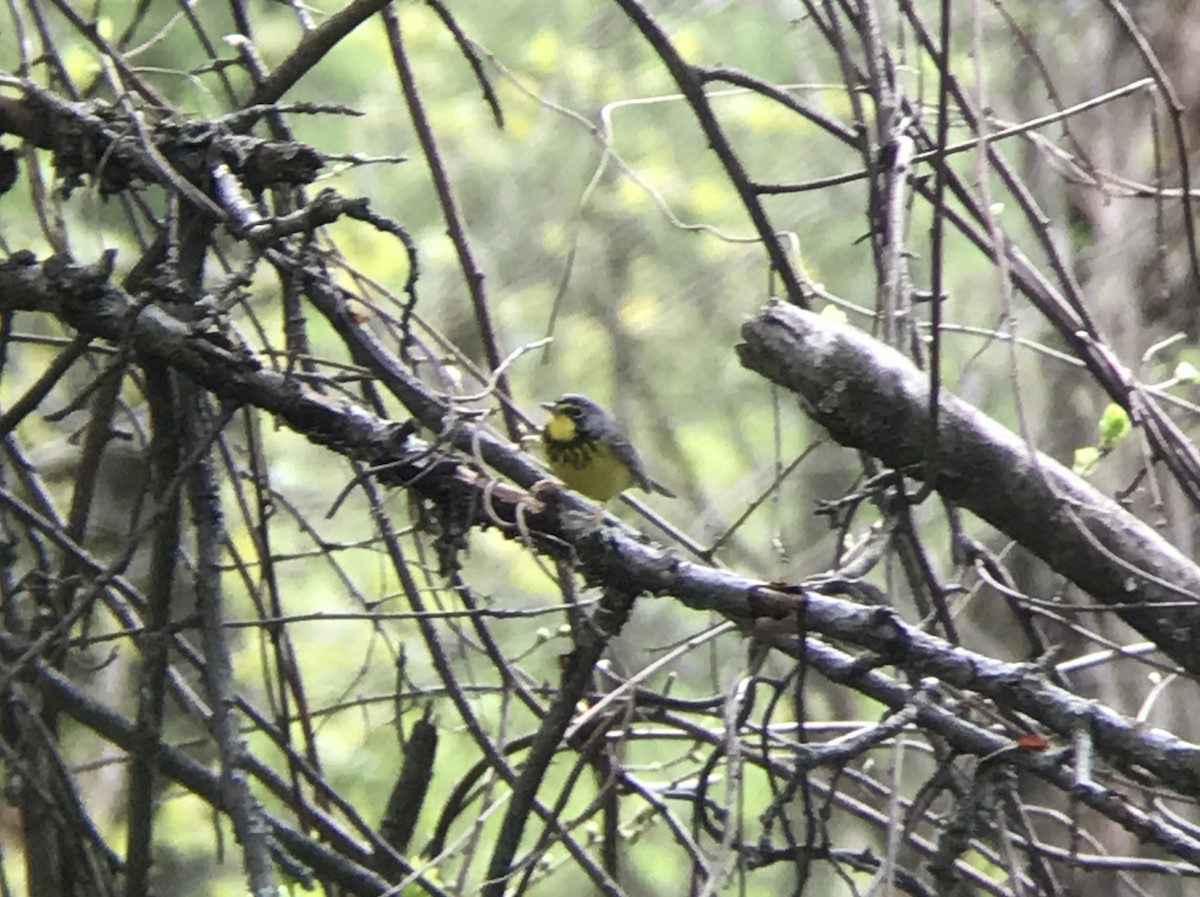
left=737, top=300, right=1200, bottom=673
left=7, top=255, right=1200, bottom=861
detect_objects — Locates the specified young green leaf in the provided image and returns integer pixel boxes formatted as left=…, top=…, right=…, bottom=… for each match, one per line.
left=1097, top=403, right=1131, bottom=453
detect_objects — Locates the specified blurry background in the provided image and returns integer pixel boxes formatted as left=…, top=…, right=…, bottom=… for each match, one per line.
left=3, top=1, right=1200, bottom=895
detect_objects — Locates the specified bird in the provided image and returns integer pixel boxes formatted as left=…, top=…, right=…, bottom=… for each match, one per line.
left=539, top=394, right=674, bottom=503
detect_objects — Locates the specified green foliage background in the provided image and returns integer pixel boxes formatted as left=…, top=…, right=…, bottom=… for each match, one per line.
left=1, top=1, right=1175, bottom=894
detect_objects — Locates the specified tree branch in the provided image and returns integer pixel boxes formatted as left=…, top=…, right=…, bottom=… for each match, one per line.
left=737, top=300, right=1200, bottom=675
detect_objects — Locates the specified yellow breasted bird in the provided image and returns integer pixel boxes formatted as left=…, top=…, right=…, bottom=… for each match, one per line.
left=540, top=394, right=674, bottom=503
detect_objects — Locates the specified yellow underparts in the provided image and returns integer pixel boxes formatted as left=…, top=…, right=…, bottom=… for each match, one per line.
left=543, top=415, right=632, bottom=502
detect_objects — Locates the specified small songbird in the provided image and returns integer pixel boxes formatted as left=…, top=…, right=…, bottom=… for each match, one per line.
left=540, top=394, right=674, bottom=503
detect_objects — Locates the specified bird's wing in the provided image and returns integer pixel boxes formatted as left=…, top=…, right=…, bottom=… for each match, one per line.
left=611, top=438, right=674, bottom=496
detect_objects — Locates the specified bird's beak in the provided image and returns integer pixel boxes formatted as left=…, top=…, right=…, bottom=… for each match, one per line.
left=539, top=401, right=556, bottom=411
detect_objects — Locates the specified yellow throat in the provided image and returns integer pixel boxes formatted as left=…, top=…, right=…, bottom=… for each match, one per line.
left=542, top=412, right=632, bottom=502
left=544, top=413, right=577, bottom=443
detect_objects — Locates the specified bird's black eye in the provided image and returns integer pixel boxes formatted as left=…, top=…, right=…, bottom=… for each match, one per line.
left=565, top=404, right=582, bottom=419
